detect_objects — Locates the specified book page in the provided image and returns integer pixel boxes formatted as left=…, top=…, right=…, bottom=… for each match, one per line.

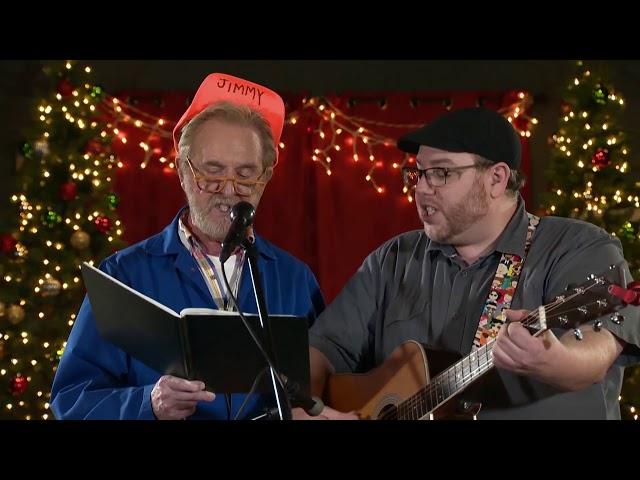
left=83, top=262, right=180, bottom=318
left=179, top=308, right=299, bottom=317
left=179, top=307, right=239, bottom=316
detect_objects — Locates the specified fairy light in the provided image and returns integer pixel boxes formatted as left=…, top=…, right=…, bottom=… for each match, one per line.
left=303, top=94, right=536, bottom=194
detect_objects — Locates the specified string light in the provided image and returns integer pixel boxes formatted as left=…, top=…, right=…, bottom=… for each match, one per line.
left=299, top=93, right=536, bottom=199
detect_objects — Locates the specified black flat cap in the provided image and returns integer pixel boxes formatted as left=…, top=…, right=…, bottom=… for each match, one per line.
left=397, top=107, right=521, bottom=169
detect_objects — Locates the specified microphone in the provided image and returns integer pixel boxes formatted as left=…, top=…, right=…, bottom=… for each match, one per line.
left=220, top=201, right=255, bottom=263
left=281, top=375, right=325, bottom=417
left=257, top=395, right=325, bottom=420
left=294, top=395, right=325, bottom=417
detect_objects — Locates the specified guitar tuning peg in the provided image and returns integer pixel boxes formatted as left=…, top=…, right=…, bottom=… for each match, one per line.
left=573, top=328, right=583, bottom=341
left=611, top=313, right=624, bottom=325
left=594, top=320, right=603, bottom=332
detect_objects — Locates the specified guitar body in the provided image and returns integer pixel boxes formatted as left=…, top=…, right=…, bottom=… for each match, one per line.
left=325, top=341, right=481, bottom=420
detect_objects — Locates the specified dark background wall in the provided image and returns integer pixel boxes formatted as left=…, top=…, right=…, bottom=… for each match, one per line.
left=2, top=60, right=639, bottom=211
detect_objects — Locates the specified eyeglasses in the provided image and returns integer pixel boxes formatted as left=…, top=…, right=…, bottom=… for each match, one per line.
left=184, top=156, right=267, bottom=196
left=401, top=164, right=480, bottom=188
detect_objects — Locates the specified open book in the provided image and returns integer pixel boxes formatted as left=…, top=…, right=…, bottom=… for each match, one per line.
left=80, top=262, right=310, bottom=395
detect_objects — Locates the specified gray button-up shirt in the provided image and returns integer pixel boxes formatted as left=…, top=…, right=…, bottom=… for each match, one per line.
left=309, top=197, right=640, bottom=419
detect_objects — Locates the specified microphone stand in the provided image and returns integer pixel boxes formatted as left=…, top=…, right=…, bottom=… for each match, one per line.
left=241, top=237, right=292, bottom=421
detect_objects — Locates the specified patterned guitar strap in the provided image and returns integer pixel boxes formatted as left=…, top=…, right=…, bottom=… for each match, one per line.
left=472, top=213, right=540, bottom=349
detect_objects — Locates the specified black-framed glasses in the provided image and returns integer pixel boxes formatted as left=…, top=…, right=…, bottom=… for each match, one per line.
left=184, top=156, right=267, bottom=196
left=401, top=164, right=479, bottom=188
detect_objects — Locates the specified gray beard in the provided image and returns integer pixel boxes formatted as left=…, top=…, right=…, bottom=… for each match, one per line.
left=190, top=206, right=229, bottom=241
left=185, top=192, right=233, bottom=242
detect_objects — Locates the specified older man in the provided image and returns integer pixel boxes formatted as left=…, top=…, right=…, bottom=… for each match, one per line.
left=51, top=73, right=324, bottom=420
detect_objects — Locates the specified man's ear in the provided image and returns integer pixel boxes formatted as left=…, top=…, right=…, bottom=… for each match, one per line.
left=489, top=162, right=510, bottom=197
left=175, top=156, right=186, bottom=188
left=263, top=166, right=274, bottom=183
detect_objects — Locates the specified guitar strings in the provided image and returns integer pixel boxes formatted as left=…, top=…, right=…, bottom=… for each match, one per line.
left=380, top=281, right=606, bottom=420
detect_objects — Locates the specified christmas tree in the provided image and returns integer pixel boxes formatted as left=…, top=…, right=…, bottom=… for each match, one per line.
left=0, top=61, right=126, bottom=419
left=540, top=61, right=640, bottom=419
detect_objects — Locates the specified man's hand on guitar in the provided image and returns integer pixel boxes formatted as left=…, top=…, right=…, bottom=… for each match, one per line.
left=291, top=406, right=359, bottom=420
left=492, top=309, right=561, bottom=378
left=151, top=375, right=216, bottom=420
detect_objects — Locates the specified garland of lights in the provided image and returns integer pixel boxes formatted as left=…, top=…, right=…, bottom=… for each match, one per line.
left=96, top=90, right=538, bottom=204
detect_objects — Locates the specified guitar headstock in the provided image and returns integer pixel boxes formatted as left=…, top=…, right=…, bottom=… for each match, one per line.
left=524, top=262, right=628, bottom=340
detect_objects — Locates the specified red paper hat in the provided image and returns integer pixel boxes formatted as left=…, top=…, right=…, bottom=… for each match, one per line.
left=173, top=73, right=285, bottom=165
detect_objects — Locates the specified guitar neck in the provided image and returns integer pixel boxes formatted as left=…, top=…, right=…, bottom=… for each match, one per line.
left=395, top=341, right=496, bottom=420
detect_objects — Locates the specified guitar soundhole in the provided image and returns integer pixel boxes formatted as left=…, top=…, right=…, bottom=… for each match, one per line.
left=377, top=402, right=399, bottom=420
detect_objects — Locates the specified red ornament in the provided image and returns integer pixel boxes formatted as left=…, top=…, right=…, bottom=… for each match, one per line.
left=94, top=216, right=111, bottom=234
left=592, top=148, right=610, bottom=169
left=9, top=375, right=28, bottom=396
left=85, top=139, right=103, bottom=155
left=60, top=181, right=78, bottom=201
left=57, top=78, right=74, bottom=97
left=0, top=233, right=17, bottom=254
left=560, top=101, right=572, bottom=114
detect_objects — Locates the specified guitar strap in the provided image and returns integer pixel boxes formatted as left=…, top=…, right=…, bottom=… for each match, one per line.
left=472, top=213, right=540, bottom=349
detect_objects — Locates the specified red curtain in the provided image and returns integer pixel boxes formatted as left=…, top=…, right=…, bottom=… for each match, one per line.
left=110, top=90, right=531, bottom=303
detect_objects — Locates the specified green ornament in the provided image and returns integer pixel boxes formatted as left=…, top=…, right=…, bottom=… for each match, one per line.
left=593, top=84, right=609, bottom=105
left=621, top=221, right=635, bottom=240
left=42, top=210, right=62, bottom=228
left=106, top=193, right=120, bottom=210
left=90, top=85, right=104, bottom=98
left=21, top=141, right=34, bottom=158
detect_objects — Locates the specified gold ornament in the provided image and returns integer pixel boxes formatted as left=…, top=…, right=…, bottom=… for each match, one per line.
left=7, top=304, right=25, bottom=325
left=70, top=230, right=90, bottom=250
left=14, top=242, right=28, bottom=257
left=0, top=300, right=5, bottom=317
left=41, top=278, right=62, bottom=297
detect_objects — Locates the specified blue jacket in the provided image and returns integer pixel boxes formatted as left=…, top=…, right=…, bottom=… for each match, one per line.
left=50, top=208, right=325, bottom=419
